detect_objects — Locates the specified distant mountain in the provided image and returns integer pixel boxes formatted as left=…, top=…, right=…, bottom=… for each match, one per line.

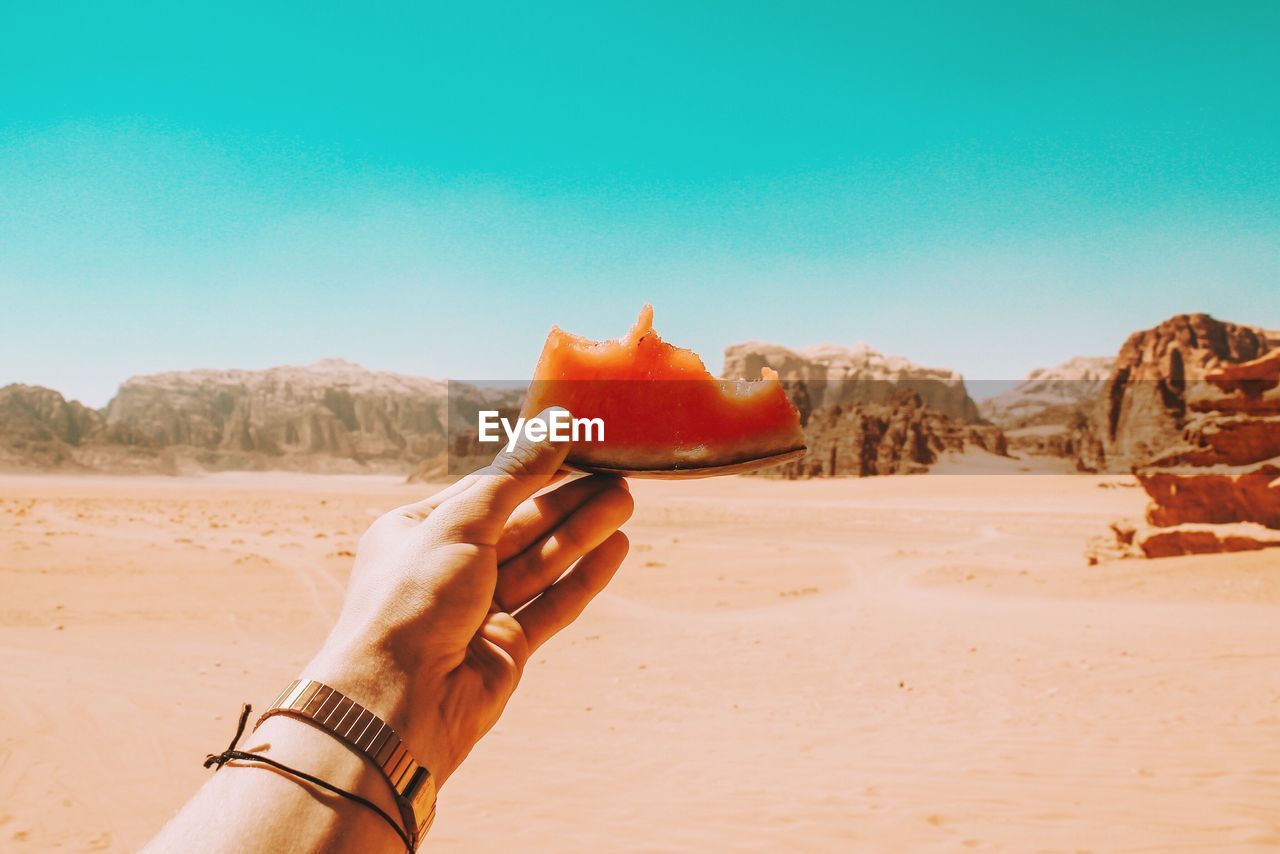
left=1, top=343, right=989, bottom=477
left=764, top=388, right=1007, bottom=478
left=0, top=384, right=104, bottom=469
left=723, top=340, right=979, bottom=422
left=978, top=356, right=1114, bottom=456
left=0, top=360, right=519, bottom=474
left=4, top=318, right=1275, bottom=478
left=100, top=358, right=450, bottom=469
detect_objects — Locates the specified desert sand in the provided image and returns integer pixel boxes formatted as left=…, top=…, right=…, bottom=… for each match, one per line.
left=2, top=468, right=1279, bottom=852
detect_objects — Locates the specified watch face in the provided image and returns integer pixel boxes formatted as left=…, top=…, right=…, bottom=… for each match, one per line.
left=404, top=766, right=437, bottom=829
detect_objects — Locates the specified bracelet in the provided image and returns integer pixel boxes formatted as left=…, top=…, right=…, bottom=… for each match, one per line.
left=205, top=704, right=413, bottom=852
left=255, top=679, right=437, bottom=849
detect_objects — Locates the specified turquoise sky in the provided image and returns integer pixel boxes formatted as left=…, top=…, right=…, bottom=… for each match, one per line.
left=2, top=1, right=1277, bottom=406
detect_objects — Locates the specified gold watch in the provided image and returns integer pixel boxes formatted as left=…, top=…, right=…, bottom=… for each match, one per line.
left=257, top=678, right=437, bottom=848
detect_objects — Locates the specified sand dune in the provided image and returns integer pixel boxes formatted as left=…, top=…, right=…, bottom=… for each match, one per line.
left=2, top=472, right=1278, bottom=851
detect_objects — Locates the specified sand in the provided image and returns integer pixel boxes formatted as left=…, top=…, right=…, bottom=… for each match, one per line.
left=2, top=469, right=1279, bottom=851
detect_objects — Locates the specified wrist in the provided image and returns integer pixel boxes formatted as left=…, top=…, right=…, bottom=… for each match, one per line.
left=248, top=713, right=405, bottom=822
left=304, top=634, right=458, bottom=787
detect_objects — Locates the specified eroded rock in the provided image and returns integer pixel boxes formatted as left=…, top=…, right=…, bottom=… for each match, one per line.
left=1135, top=459, right=1280, bottom=529
left=723, top=341, right=980, bottom=423
left=1136, top=522, right=1280, bottom=558
left=766, top=389, right=1006, bottom=478
left=1078, top=314, right=1272, bottom=472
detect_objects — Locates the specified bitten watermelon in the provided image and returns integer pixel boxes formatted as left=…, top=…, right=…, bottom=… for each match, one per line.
left=521, top=305, right=806, bottom=477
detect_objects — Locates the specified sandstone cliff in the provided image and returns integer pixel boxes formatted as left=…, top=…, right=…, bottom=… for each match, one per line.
left=1091, top=347, right=1280, bottom=559
left=0, top=384, right=104, bottom=469
left=764, top=389, right=1007, bottom=478
left=0, top=361, right=525, bottom=475
left=1077, top=314, right=1273, bottom=472
left=723, top=341, right=980, bottom=423
left=98, top=359, right=451, bottom=470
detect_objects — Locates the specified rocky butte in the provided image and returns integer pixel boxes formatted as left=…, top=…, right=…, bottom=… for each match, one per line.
left=770, top=388, right=1006, bottom=478
left=0, top=384, right=104, bottom=470
left=1079, top=315, right=1280, bottom=560
left=1117, top=349, right=1280, bottom=557
left=1076, top=313, right=1274, bottom=473
left=723, top=340, right=979, bottom=423
left=722, top=341, right=1004, bottom=478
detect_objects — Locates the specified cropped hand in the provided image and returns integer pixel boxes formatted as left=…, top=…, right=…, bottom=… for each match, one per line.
left=307, top=408, right=633, bottom=786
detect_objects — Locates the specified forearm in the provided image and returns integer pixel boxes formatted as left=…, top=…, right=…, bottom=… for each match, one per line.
left=145, top=714, right=407, bottom=853
left=147, top=642, right=440, bottom=854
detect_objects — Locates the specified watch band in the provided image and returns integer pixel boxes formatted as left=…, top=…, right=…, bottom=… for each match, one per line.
left=256, top=678, right=436, bottom=848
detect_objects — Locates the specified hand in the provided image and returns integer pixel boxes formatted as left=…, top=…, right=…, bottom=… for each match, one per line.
left=305, top=409, right=633, bottom=787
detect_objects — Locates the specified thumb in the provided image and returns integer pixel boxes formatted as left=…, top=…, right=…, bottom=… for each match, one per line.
left=431, top=407, right=573, bottom=545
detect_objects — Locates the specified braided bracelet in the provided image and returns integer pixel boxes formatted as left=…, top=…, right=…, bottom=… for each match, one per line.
left=205, top=704, right=414, bottom=852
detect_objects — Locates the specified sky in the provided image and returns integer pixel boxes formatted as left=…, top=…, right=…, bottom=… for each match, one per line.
left=1, top=1, right=1277, bottom=407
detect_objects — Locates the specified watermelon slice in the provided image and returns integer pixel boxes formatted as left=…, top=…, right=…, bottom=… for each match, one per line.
left=521, top=305, right=806, bottom=477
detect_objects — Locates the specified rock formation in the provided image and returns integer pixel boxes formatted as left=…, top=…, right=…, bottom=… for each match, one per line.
left=1137, top=462, right=1280, bottom=529
left=0, top=384, right=103, bottom=469
left=978, top=356, right=1113, bottom=457
left=97, top=359, right=451, bottom=470
left=1101, top=348, right=1280, bottom=558
left=1135, top=523, right=1280, bottom=558
left=0, top=362, right=524, bottom=475
left=723, top=341, right=980, bottom=423
left=764, top=389, right=1007, bottom=478
left=1076, top=314, right=1272, bottom=472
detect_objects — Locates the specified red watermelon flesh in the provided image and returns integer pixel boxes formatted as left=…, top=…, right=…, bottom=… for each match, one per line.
left=521, top=305, right=805, bottom=476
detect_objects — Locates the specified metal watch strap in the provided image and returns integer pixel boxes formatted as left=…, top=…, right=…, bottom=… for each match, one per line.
left=255, top=678, right=436, bottom=848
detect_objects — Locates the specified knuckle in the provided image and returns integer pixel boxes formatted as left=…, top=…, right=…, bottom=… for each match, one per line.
left=494, top=442, right=540, bottom=476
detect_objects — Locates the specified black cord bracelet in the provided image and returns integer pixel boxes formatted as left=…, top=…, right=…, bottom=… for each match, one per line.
left=205, top=704, right=414, bottom=852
